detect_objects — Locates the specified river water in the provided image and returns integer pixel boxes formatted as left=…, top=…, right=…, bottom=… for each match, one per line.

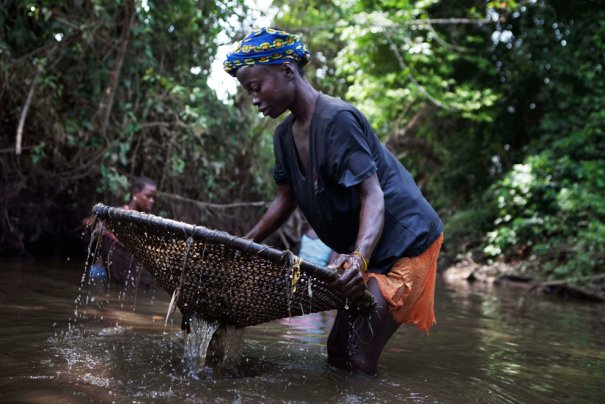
left=0, top=259, right=603, bottom=403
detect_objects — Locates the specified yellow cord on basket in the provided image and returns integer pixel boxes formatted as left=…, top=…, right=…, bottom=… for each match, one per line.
left=291, top=256, right=302, bottom=294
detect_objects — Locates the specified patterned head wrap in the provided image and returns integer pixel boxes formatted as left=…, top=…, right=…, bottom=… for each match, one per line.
left=223, top=27, right=311, bottom=77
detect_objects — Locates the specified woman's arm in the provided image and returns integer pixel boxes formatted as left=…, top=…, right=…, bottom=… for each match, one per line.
left=353, top=173, right=385, bottom=263
left=331, top=173, right=384, bottom=297
left=244, top=183, right=297, bottom=243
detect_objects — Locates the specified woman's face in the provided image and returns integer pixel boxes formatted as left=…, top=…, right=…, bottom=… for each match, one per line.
left=133, top=184, right=157, bottom=212
left=236, top=64, right=294, bottom=119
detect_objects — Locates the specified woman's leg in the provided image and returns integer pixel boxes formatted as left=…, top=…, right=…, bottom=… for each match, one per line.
left=327, top=308, right=353, bottom=370
left=327, top=278, right=401, bottom=375
left=347, top=278, right=401, bottom=375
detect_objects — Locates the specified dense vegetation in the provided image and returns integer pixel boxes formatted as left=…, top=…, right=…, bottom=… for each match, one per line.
left=1, top=0, right=273, bottom=256
left=1, top=1, right=603, bottom=286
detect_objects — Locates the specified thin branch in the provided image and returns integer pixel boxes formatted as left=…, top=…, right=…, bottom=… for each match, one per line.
left=93, top=0, right=136, bottom=136
left=129, top=134, right=143, bottom=178
left=15, top=71, right=40, bottom=155
left=139, top=120, right=189, bottom=130
left=385, top=33, right=453, bottom=111
left=0, top=146, right=32, bottom=154
left=426, top=21, right=471, bottom=53
left=158, top=128, right=174, bottom=192
left=158, top=191, right=267, bottom=209
left=402, top=18, right=493, bottom=25
left=213, top=18, right=495, bottom=47
left=297, top=18, right=494, bottom=34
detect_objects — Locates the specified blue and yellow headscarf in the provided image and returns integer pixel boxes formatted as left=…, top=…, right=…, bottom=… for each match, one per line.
left=223, top=27, right=311, bottom=77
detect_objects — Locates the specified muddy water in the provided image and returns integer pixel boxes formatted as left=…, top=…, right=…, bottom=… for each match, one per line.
left=0, top=259, right=603, bottom=403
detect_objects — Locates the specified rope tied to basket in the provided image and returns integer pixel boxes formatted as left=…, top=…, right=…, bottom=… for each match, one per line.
left=290, top=255, right=303, bottom=294
left=165, top=236, right=194, bottom=326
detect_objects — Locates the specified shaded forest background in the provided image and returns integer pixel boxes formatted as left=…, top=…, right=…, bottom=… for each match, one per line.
left=1, top=0, right=603, bottom=287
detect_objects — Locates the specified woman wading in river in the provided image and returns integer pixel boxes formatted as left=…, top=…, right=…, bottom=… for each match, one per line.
left=224, top=27, right=443, bottom=375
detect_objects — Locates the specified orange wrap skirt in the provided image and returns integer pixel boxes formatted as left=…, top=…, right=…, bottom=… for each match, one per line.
left=365, top=234, right=443, bottom=332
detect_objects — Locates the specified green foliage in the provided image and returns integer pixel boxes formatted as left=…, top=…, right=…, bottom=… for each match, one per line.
left=0, top=0, right=274, bottom=253
left=443, top=201, right=497, bottom=260
left=272, top=0, right=605, bottom=283
left=272, top=0, right=507, bottom=207
left=479, top=2, right=605, bottom=281
left=484, top=141, right=605, bottom=281
left=2, top=0, right=604, bottom=284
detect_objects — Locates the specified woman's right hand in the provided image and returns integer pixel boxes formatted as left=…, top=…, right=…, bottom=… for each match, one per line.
left=328, top=253, right=367, bottom=298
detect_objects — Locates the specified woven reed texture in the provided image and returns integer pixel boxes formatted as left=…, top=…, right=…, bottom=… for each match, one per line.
left=92, top=204, right=375, bottom=328
left=99, top=233, right=157, bottom=289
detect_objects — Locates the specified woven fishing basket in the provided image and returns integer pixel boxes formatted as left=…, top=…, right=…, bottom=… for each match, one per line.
left=92, top=204, right=375, bottom=328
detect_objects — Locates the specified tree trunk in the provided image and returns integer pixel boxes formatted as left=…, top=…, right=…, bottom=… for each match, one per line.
left=93, top=0, right=136, bottom=137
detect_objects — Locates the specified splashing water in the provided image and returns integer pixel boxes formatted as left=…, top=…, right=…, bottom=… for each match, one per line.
left=182, top=316, right=244, bottom=378
left=70, top=219, right=107, bottom=336
left=183, top=317, right=219, bottom=378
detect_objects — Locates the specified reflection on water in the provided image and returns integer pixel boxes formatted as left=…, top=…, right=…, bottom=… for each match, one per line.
left=0, top=259, right=604, bottom=402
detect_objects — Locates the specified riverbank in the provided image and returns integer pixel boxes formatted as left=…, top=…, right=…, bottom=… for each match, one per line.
left=443, top=257, right=605, bottom=303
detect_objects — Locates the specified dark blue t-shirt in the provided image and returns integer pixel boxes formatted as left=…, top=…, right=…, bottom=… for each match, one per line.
left=273, top=93, right=443, bottom=274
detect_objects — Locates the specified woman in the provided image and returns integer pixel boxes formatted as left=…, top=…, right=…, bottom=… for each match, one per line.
left=225, top=27, right=443, bottom=375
